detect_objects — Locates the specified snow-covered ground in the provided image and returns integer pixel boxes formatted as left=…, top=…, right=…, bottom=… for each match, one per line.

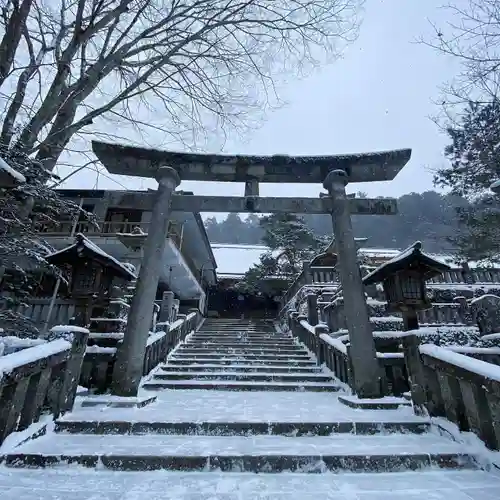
left=2, top=319, right=500, bottom=499
left=62, top=389, right=423, bottom=423
left=0, top=467, right=498, bottom=499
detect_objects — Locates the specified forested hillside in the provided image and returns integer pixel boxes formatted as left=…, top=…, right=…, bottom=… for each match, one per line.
left=204, top=191, right=467, bottom=253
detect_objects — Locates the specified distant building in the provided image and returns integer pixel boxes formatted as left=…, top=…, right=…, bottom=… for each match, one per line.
left=31, top=188, right=217, bottom=317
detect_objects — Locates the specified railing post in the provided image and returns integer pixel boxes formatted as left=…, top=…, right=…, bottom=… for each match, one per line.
left=307, top=293, right=318, bottom=326
left=296, top=314, right=307, bottom=345
left=303, top=261, right=313, bottom=284
left=401, top=334, right=427, bottom=416
left=315, top=324, right=329, bottom=365
left=55, top=327, right=90, bottom=416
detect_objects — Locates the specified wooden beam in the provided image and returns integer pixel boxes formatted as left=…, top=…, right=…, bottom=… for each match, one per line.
left=169, top=195, right=398, bottom=215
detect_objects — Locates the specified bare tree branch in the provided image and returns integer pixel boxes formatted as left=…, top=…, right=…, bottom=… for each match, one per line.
left=0, top=0, right=35, bottom=89
left=0, top=0, right=362, bottom=173
left=424, top=0, right=500, bottom=119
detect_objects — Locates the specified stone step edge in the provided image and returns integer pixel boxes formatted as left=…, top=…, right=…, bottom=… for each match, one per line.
left=170, top=354, right=311, bottom=359
left=53, top=420, right=431, bottom=436
left=159, top=364, right=321, bottom=372
left=166, top=360, right=317, bottom=366
left=142, top=381, right=340, bottom=392
left=3, top=452, right=477, bottom=472
left=177, top=349, right=307, bottom=355
left=151, top=373, right=334, bottom=382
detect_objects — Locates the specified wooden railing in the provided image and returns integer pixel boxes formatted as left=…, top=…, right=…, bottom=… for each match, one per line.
left=428, top=268, right=500, bottom=285
left=0, top=327, right=88, bottom=444
left=403, top=333, right=500, bottom=450
left=38, top=219, right=182, bottom=245
left=280, top=264, right=340, bottom=313
left=417, top=302, right=468, bottom=325
left=0, top=298, right=77, bottom=331
left=81, top=311, right=201, bottom=391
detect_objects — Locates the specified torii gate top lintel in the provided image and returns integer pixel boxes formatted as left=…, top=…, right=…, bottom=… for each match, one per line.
left=92, top=141, right=412, bottom=184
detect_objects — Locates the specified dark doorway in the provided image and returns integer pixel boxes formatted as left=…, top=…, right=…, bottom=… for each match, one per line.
left=207, top=285, right=279, bottom=319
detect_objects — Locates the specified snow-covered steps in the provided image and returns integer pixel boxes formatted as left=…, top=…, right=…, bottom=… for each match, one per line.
left=54, top=419, right=431, bottom=437
left=185, top=340, right=298, bottom=347
left=189, top=338, right=295, bottom=345
left=4, top=433, right=478, bottom=472
left=152, top=370, right=334, bottom=383
left=191, top=334, right=292, bottom=340
left=63, top=390, right=432, bottom=424
left=159, top=364, right=322, bottom=373
left=176, top=348, right=307, bottom=356
left=167, top=358, right=317, bottom=367
left=169, top=353, right=311, bottom=361
left=142, top=379, right=341, bottom=392
left=1, top=468, right=498, bottom=500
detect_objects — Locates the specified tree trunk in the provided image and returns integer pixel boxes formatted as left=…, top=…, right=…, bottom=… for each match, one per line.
left=0, top=0, right=34, bottom=90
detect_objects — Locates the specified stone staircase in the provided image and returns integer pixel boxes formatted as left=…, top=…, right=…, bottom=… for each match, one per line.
left=1, top=319, right=499, bottom=499
left=142, top=318, right=340, bottom=392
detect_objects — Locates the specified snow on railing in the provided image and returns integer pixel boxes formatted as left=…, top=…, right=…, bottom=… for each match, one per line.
left=291, top=315, right=409, bottom=395
left=0, top=326, right=89, bottom=445
left=419, top=343, right=500, bottom=382
left=403, top=333, right=500, bottom=450
left=81, top=310, right=202, bottom=391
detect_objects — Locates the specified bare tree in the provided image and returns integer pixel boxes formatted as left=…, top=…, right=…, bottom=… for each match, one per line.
left=0, top=0, right=362, bottom=172
left=0, top=0, right=35, bottom=89
left=424, top=0, right=500, bottom=119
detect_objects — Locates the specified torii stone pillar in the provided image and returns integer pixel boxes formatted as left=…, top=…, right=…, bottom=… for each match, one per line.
left=323, top=170, right=382, bottom=398
left=112, top=167, right=180, bottom=396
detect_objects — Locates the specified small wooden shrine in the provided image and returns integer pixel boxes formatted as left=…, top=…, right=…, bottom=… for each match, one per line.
left=46, top=234, right=136, bottom=326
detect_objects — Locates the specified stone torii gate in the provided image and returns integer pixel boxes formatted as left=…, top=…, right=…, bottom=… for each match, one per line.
left=92, top=141, right=411, bottom=398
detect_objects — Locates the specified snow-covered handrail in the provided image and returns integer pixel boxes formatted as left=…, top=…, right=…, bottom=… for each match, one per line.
left=419, top=343, right=500, bottom=383
left=143, top=310, right=201, bottom=376
left=299, top=319, right=316, bottom=334
left=290, top=315, right=351, bottom=385
left=403, top=333, right=500, bottom=450
left=319, top=333, right=347, bottom=354
left=0, top=326, right=89, bottom=445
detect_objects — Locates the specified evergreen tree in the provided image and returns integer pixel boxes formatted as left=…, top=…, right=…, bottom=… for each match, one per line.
left=435, top=100, right=500, bottom=262
left=0, top=148, right=90, bottom=336
left=237, top=214, right=327, bottom=294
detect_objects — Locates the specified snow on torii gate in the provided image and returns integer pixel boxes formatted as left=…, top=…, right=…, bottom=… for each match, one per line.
left=92, top=141, right=412, bottom=398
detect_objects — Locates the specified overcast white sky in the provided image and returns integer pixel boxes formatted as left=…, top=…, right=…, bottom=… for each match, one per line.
left=63, top=0, right=460, bottom=200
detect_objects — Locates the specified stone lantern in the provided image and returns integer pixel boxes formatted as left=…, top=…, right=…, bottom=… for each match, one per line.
left=46, top=234, right=136, bottom=326
left=363, top=241, right=450, bottom=331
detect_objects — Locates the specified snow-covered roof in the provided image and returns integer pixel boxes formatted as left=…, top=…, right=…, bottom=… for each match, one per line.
left=46, top=234, right=137, bottom=281
left=211, top=244, right=270, bottom=278
left=209, top=243, right=500, bottom=280
left=363, top=241, right=451, bottom=285
left=0, top=156, right=26, bottom=187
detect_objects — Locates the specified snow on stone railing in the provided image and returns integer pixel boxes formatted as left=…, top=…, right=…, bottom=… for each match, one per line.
left=318, top=333, right=347, bottom=355
left=0, top=336, right=46, bottom=356
left=290, top=314, right=351, bottom=386
left=291, top=314, right=409, bottom=395
left=0, top=325, right=89, bottom=445
left=81, top=310, right=202, bottom=392
left=143, top=311, right=200, bottom=377
left=419, top=343, right=500, bottom=382
left=402, top=333, right=500, bottom=450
